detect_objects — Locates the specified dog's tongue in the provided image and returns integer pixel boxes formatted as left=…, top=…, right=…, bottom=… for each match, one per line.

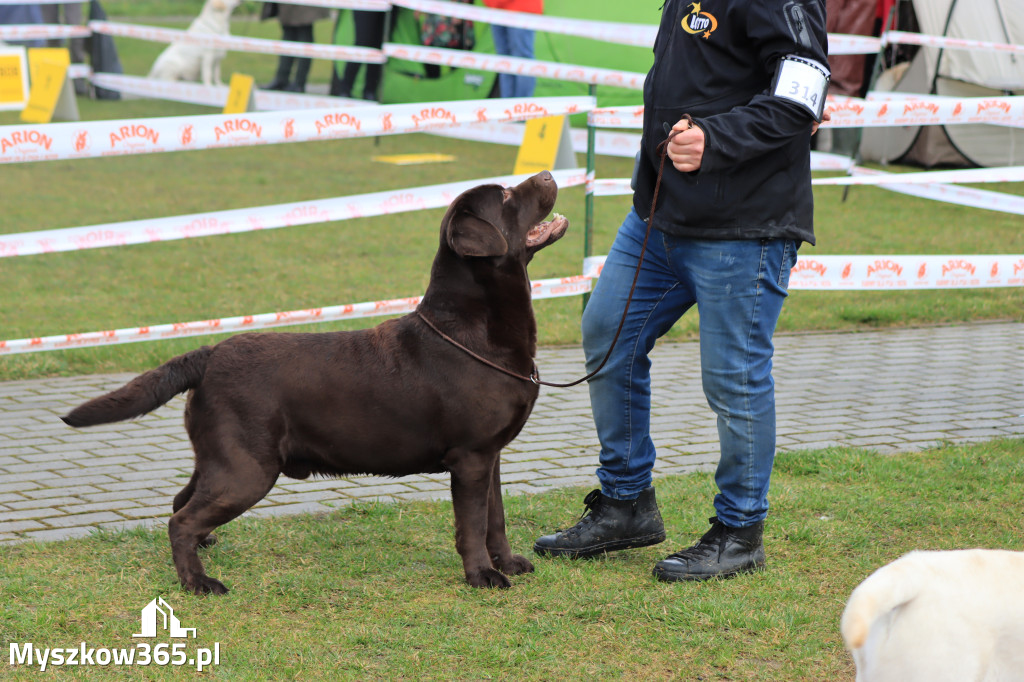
left=526, top=213, right=569, bottom=247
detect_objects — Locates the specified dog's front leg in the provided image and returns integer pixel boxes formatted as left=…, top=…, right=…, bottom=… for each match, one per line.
left=486, top=458, right=534, bottom=577
left=446, top=449, right=511, bottom=588
left=200, top=54, right=215, bottom=87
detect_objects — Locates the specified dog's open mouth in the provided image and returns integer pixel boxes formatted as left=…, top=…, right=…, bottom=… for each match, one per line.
left=526, top=213, right=569, bottom=248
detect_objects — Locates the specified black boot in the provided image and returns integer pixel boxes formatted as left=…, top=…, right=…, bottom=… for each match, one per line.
left=534, top=488, right=665, bottom=558
left=262, top=56, right=294, bottom=91
left=653, top=516, right=766, bottom=582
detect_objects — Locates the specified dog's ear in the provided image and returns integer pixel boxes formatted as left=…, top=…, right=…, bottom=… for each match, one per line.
left=446, top=209, right=508, bottom=258
left=448, top=191, right=512, bottom=258
left=212, top=0, right=226, bottom=10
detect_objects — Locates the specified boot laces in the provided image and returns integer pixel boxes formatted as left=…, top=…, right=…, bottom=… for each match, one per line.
left=559, top=489, right=604, bottom=537
left=666, top=517, right=727, bottom=561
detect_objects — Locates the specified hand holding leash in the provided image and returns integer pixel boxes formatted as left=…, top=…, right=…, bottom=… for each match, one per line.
left=665, top=114, right=704, bottom=173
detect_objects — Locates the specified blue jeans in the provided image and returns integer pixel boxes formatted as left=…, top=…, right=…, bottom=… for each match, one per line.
left=490, top=25, right=536, bottom=98
left=582, top=208, right=798, bottom=527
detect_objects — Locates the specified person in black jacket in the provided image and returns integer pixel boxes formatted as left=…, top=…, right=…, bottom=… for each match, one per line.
left=534, top=0, right=830, bottom=581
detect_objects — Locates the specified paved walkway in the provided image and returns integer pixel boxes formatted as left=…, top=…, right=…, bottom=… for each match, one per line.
left=2, top=322, right=1022, bottom=544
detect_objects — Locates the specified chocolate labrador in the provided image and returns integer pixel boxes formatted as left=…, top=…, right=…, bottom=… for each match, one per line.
left=62, top=171, right=569, bottom=594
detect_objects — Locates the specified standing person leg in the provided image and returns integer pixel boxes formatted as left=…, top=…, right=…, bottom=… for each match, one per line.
left=264, top=24, right=297, bottom=90
left=356, top=11, right=385, bottom=100
left=40, top=4, right=60, bottom=46
left=534, top=209, right=694, bottom=558
left=490, top=24, right=513, bottom=98
left=653, top=237, right=798, bottom=582
left=504, top=26, right=536, bottom=97
left=289, top=24, right=315, bottom=92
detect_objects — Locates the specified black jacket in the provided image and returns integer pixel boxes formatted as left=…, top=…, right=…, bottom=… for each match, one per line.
left=634, top=0, right=828, bottom=245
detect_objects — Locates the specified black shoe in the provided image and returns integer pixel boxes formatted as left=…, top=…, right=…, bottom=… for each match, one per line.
left=653, top=516, right=766, bottom=582
left=260, top=80, right=290, bottom=92
left=534, top=488, right=666, bottom=558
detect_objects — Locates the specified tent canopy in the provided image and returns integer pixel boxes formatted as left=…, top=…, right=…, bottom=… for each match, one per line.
left=861, top=0, right=1024, bottom=167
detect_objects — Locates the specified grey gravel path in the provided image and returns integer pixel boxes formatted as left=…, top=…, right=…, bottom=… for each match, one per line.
left=2, top=322, right=1022, bottom=544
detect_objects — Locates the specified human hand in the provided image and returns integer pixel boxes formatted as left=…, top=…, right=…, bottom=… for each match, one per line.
left=666, top=118, right=705, bottom=172
left=812, top=109, right=832, bottom=135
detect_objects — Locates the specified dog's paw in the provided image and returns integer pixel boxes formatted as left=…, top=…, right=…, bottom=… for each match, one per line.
left=494, top=554, right=535, bottom=576
left=466, top=567, right=512, bottom=589
left=185, top=575, right=229, bottom=595
left=198, top=533, right=218, bottom=549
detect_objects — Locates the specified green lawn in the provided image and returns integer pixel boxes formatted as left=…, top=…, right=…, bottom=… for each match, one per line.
left=1, top=15, right=1022, bottom=380
left=3, top=440, right=1022, bottom=680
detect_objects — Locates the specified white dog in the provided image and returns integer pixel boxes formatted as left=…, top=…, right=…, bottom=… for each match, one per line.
left=841, top=549, right=1024, bottom=681
left=148, top=0, right=240, bottom=86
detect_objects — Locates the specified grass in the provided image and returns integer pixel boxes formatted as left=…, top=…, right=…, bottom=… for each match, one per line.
left=2, top=439, right=1023, bottom=680
left=1, top=14, right=1022, bottom=382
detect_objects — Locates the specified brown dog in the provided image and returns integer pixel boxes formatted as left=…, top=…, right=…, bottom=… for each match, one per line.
left=62, top=171, right=568, bottom=594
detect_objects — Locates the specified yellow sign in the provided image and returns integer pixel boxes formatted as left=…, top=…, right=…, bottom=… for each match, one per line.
left=21, top=48, right=78, bottom=124
left=0, top=47, right=30, bottom=112
left=513, top=115, right=577, bottom=175
left=223, top=73, right=255, bottom=114
left=373, top=153, right=455, bottom=166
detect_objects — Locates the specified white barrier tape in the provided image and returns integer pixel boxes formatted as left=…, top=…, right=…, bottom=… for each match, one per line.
left=0, top=23, right=89, bottom=40
left=0, top=270, right=595, bottom=356
left=270, top=0, right=390, bottom=10
left=814, top=166, right=1024, bottom=186
left=589, top=153, right=855, bottom=196
left=590, top=97, right=1024, bottom=129
left=392, top=0, right=657, bottom=48
left=579, top=254, right=1024, bottom=291
left=67, top=63, right=90, bottom=79
left=588, top=106, right=644, bottom=129
left=828, top=33, right=882, bottom=55
left=6, top=249, right=1021, bottom=354
left=428, top=120, right=641, bottom=158
left=864, top=92, right=1024, bottom=129
left=845, top=166, right=1024, bottom=216
left=825, top=95, right=1024, bottom=128
left=812, top=151, right=855, bottom=172
left=0, top=95, right=595, bottom=164
left=90, top=72, right=367, bottom=111
left=89, top=20, right=387, bottom=64
left=884, top=29, right=1024, bottom=57
left=790, top=255, right=1024, bottom=290
left=0, top=168, right=587, bottom=258
left=383, top=43, right=646, bottom=90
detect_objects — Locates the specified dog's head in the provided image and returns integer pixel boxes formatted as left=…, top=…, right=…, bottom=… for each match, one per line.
left=209, top=0, right=241, bottom=14
left=441, top=171, right=569, bottom=264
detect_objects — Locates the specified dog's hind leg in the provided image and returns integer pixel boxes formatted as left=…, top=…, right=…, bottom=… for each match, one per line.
left=168, top=449, right=278, bottom=595
left=485, top=459, right=534, bottom=577
left=446, top=449, right=511, bottom=588
left=172, top=472, right=217, bottom=549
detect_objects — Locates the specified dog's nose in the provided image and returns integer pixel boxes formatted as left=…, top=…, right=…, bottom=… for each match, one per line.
left=536, top=170, right=553, bottom=183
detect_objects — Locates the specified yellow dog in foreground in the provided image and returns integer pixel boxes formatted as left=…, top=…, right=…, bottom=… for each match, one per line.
left=841, top=549, right=1024, bottom=681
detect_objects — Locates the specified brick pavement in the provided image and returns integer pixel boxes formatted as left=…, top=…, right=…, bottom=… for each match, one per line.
left=1, top=322, right=1022, bottom=544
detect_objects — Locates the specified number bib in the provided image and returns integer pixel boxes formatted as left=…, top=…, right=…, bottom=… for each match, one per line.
left=771, top=55, right=830, bottom=121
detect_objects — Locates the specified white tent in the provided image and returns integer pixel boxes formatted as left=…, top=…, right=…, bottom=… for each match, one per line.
left=860, top=0, right=1024, bottom=167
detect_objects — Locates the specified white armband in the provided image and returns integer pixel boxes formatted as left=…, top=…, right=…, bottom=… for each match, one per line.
left=771, top=55, right=830, bottom=121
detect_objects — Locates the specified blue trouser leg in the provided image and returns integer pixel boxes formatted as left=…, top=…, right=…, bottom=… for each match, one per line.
left=582, top=208, right=797, bottom=526
left=490, top=25, right=536, bottom=97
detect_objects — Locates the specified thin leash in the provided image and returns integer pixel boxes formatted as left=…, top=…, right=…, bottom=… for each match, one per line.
left=417, top=117, right=691, bottom=389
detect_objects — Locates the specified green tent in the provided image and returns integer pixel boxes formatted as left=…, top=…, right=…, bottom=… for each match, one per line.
left=331, top=1, right=659, bottom=107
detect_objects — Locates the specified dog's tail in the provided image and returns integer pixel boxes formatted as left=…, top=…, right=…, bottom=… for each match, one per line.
left=841, top=555, right=921, bottom=651
left=61, top=347, right=213, bottom=427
